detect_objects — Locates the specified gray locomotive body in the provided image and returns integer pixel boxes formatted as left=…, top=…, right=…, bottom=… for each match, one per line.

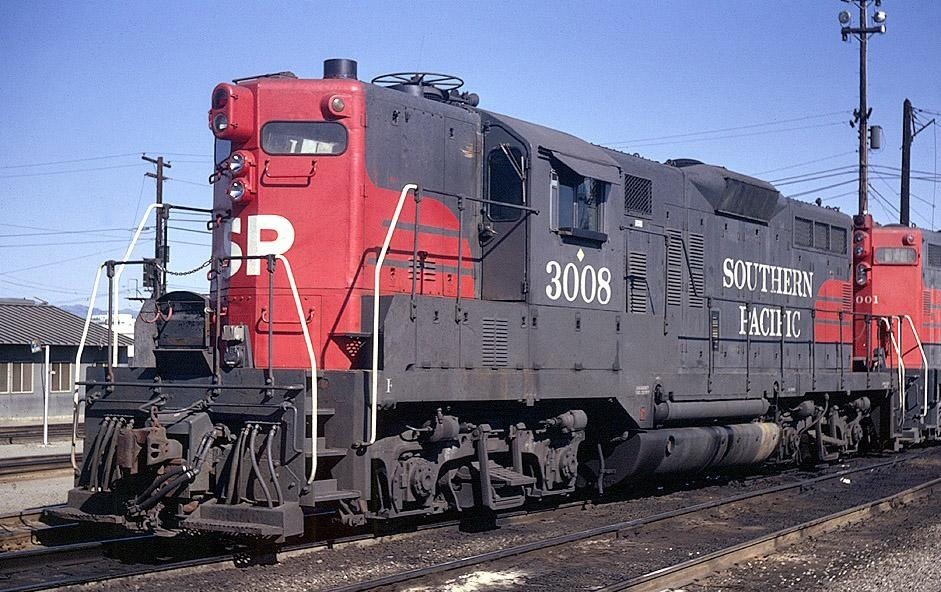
left=60, top=64, right=895, bottom=540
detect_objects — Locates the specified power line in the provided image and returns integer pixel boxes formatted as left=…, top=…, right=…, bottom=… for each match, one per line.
left=602, top=110, right=850, bottom=146
left=0, top=153, right=143, bottom=169
left=0, top=238, right=152, bottom=248
left=819, top=190, right=858, bottom=202
left=608, top=121, right=847, bottom=149
left=785, top=178, right=859, bottom=199
left=166, top=176, right=210, bottom=187
left=770, top=165, right=858, bottom=185
left=0, top=248, right=119, bottom=276
left=751, top=150, right=857, bottom=176
left=0, top=163, right=145, bottom=179
left=871, top=163, right=941, bottom=179
left=0, top=226, right=152, bottom=238
left=168, top=225, right=211, bottom=235
left=0, top=276, right=88, bottom=296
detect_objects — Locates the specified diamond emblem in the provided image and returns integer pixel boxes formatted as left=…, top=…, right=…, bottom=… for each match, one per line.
left=576, top=248, right=585, bottom=262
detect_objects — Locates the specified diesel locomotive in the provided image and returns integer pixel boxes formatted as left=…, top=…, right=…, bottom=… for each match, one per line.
left=56, top=59, right=941, bottom=541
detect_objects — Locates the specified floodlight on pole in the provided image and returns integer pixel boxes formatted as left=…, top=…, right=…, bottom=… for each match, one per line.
left=837, top=1, right=887, bottom=217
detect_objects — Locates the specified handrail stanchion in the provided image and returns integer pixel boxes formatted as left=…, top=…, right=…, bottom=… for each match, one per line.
left=111, top=203, right=165, bottom=366
left=880, top=317, right=905, bottom=423
left=271, top=254, right=319, bottom=485
left=366, top=183, right=418, bottom=447
left=901, top=314, right=929, bottom=418
left=71, top=203, right=165, bottom=473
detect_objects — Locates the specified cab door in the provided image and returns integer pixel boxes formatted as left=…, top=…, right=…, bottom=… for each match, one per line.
left=480, top=123, right=528, bottom=301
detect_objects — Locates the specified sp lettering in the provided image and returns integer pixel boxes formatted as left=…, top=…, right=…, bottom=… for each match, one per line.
left=229, top=215, right=295, bottom=275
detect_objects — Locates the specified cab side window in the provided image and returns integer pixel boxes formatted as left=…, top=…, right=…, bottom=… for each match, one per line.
left=487, top=146, right=524, bottom=222
left=551, top=164, right=607, bottom=234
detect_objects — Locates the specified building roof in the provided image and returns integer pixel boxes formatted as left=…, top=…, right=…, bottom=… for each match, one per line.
left=0, top=299, right=133, bottom=348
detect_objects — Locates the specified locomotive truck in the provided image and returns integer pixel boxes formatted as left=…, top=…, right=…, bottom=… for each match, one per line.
left=56, top=59, right=941, bottom=541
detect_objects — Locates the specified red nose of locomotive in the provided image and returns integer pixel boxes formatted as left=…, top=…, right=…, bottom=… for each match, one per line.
left=206, top=61, right=372, bottom=371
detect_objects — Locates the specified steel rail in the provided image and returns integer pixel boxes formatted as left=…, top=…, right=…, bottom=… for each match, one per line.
left=598, top=474, right=941, bottom=592
left=0, top=453, right=921, bottom=591
left=0, top=455, right=79, bottom=477
left=326, top=454, right=915, bottom=592
left=0, top=425, right=80, bottom=444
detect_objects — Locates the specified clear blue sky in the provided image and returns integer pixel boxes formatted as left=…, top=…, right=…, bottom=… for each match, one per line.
left=1, top=1, right=939, bottom=309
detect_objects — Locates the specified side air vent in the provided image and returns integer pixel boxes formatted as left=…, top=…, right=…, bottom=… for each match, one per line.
left=627, top=251, right=649, bottom=314
left=924, top=290, right=932, bottom=319
left=481, top=318, right=509, bottom=367
left=408, top=257, right=437, bottom=282
left=795, top=217, right=813, bottom=247
left=666, top=229, right=683, bottom=306
left=831, top=227, right=847, bottom=255
left=688, top=232, right=705, bottom=308
left=814, top=222, right=830, bottom=251
left=624, top=174, right=653, bottom=216
left=842, top=282, right=853, bottom=312
left=928, top=244, right=941, bottom=268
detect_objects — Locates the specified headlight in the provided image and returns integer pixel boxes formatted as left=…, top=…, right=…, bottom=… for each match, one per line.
left=213, top=113, right=229, bottom=132
left=212, top=87, right=229, bottom=109
left=227, top=180, right=245, bottom=201
left=227, top=152, right=244, bottom=174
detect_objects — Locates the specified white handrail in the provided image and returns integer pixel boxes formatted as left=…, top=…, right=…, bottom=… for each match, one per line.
left=71, top=203, right=165, bottom=472
left=272, top=254, right=319, bottom=485
left=368, top=183, right=418, bottom=446
left=112, top=203, right=165, bottom=365
left=880, top=317, right=905, bottom=418
left=900, top=314, right=929, bottom=418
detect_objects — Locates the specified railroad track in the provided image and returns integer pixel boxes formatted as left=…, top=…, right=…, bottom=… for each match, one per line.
left=331, top=452, right=941, bottom=591
left=596, top=476, right=941, bottom=591
left=0, top=425, right=81, bottom=445
left=0, top=449, right=937, bottom=591
left=0, top=454, right=77, bottom=477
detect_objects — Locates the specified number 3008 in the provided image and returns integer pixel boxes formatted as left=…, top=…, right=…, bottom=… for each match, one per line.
left=545, top=261, right=611, bottom=304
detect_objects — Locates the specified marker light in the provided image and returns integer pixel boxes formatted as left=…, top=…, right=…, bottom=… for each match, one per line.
left=212, top=87, right=229, bottom=109
left=213, top=113, right=229, bottom=132
left=856, top=263, right=869, bottom=286
left=227, top=180, right=246, bottom=201
left=227, top=152, right=245, bottom=174
left=330, top=96, right=345, bottom=112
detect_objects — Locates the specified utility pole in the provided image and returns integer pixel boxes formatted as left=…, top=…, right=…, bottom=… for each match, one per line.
left=142, top=155, right=171, bottom=297
left=839, top=1, right=887, bottom=217
left=900, top=99, right=937, bottom=227
left=901, top=99, right=913, bottom=226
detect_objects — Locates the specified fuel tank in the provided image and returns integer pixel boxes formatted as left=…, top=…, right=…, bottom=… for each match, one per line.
left=593, top=422, right=780, bottom=488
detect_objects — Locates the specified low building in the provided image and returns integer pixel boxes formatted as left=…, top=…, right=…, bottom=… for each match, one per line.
left=0, top=299, right=131, bottom=424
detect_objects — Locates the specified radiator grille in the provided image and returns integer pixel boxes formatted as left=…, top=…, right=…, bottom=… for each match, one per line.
left=814, top=221, right=830, bottom=251
left=795, top=217, right=813, bottom=247
left=831, top=227, right=847, bottom=255
left=666, top=229, right=683, bottom=306
left=623, top=174, right=653, bottom=216
left=929, top=244, right=941, bottom=268
left=688, top=232, right=705, bottom=308
left=481, top=318, right=509, bottom=367
left=627, top=251, right=648, bottom=314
